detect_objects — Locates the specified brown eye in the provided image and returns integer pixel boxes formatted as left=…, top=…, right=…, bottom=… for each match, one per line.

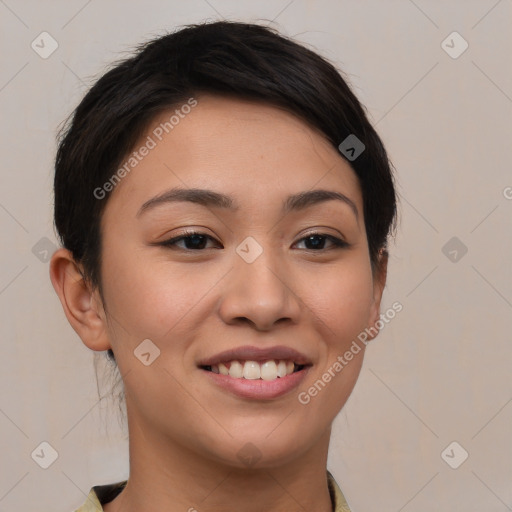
left=294, top=233, right=349, bottom=251
left=159, top=230, right=221, bottom=250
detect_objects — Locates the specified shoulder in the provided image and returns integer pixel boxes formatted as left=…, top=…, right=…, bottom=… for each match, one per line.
left=73, top=481, right=127, bottom=512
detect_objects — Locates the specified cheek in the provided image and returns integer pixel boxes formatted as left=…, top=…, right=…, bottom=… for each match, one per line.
left=103, top=242, right=374, bottom=352
left=293, top=263, right=373, bottom=426
left=299, top=259, right=375, bottom=346
left=101, top=247, right=221, bottom=355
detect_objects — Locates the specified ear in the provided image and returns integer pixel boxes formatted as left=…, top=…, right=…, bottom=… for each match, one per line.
left=49, top=248, right=111, bottom=352
left=366, top=249, right=389, bottom=341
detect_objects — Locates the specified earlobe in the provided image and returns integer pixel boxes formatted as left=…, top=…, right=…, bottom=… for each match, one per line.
left=49, top=248, right=111, bottom=352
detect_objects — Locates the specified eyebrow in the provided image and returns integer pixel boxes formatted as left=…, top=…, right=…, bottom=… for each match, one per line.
left=137, top=187, right=359, bottom=220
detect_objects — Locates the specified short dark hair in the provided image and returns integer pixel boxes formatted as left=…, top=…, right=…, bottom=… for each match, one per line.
left=54, top=20, right=399, bottom=365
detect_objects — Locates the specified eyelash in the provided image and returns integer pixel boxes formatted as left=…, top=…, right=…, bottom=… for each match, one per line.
left=158, top=229, right=349, bottom=252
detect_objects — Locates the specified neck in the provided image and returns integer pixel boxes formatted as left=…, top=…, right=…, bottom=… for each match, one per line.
left=104, top=410, right=335, bottom=512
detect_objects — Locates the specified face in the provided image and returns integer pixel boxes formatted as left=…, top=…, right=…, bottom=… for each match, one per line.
left=87, top=94, right=385, bottom=467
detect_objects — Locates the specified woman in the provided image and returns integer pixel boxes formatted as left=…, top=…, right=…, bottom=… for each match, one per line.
left=50, top=20, right=398, bottom=512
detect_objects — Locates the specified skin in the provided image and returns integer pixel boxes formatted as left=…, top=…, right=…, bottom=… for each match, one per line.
left=50, top=94, right=387, bottom=512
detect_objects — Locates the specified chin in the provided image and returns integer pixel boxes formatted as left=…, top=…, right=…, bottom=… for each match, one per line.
left=204, top=426, right=316, bottom=470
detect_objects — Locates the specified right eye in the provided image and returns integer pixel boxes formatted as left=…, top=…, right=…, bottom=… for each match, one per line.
left=158, top=230, right=222, bottom=251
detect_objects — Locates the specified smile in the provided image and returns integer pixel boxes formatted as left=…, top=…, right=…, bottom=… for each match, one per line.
left=201, top=360, right=306, bottom=381
left=200, top=361, right=311, bottom=400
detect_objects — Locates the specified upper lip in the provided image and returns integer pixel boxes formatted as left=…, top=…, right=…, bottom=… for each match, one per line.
left=197, top=345, right=313, bottom=367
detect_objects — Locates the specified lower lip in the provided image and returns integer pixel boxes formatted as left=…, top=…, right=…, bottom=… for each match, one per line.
left=201, top=366, right=311, bottom=400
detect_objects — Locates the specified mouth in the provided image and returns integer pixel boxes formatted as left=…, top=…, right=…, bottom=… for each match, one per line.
left=200, top=360, right=308, bottom=381
left=197, top=346, right=313, bottom=400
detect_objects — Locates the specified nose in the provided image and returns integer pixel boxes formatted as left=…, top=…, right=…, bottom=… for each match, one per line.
left=218, top=247, right=302, bottom=331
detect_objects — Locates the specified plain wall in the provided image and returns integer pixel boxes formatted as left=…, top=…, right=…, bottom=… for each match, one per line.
left=0, top=1, right=510, bottom=511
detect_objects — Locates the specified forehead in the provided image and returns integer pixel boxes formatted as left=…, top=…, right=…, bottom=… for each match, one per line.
left=103, top=94, right=362, bottom=220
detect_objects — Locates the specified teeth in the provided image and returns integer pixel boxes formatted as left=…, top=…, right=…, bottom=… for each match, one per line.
left=229, top=361, right=243, bottom=378
left=261, top=361, right=277, bottom=381
left=208, top=360, right=301, bottom=380
left=277, top=360, right=287, bottom=378
left=243, top=361, right=261, bottom=380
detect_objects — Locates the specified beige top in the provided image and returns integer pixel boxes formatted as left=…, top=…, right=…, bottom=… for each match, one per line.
left=74, top=471, right=351, bottom=511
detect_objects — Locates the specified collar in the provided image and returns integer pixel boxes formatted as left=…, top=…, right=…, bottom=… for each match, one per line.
left=75, top=471, right=351, bottom=511
left=327, top=470, right=352, bottom=511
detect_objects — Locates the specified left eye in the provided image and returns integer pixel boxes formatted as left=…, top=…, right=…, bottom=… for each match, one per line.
left=158, top=231, right=348, bottom=251
left=294, top=233, right=348, bottom=250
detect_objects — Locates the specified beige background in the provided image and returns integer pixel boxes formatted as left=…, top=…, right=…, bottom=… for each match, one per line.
left=0, top=1, right=511, bottom=511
